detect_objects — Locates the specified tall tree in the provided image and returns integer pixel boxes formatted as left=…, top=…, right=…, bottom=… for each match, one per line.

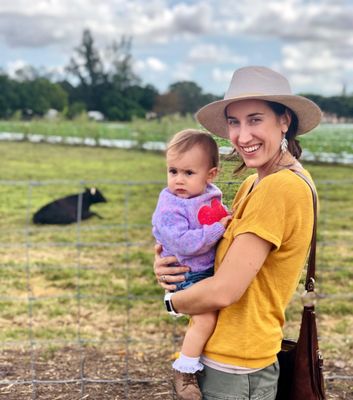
left=168, top=81, right=204, bottom=115
left=67, top=29, right=106, bottom=110
left=66, top=30, right=152, bottom=119
left=106, top=36, right=140, bottom=90
left=0, top=74, right=20, bottom=118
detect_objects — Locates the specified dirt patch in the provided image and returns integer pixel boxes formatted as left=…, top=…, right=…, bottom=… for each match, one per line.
left=0, top=347, right=352, bottom=399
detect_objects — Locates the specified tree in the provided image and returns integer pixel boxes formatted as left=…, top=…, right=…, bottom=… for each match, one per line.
left=0, top=73, right=68, bottom=118
left=153, top=92, right=181, bottom=116
left=128, top=84, right=159, bottom=111
left=66, top=29, right=106, bottom=110
left=66, top=101, right=87, bottom=119
left=19, top=78, right=68, bottom=116
left=106, top=36, right=140, bottom=90
left=102, top=90, right=145, bottom=121
left=168, top=81, right=204, bottom=115
left=66, top=30, right=155, bottom=119
left=12, top=65, right=48, bottom=82
left=0, top=74, right=21, bottom=118
left=303, top=93, right=353, bottom=118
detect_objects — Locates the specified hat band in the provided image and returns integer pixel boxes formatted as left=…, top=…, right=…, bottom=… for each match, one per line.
left=225, top=92, right=291, bottom=99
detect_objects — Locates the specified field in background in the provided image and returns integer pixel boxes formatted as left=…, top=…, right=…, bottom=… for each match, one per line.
left=0, top=116, right=353, bottom=155
left=0, top=140, right=352, bottom=398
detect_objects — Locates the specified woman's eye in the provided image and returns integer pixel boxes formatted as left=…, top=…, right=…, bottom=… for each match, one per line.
left=250, top=117, right=261, bottom=124
left=227, top=119, right=239, bottom=126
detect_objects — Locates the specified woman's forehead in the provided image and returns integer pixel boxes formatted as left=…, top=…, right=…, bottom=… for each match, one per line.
left=226, top=99, right=271, bottom=116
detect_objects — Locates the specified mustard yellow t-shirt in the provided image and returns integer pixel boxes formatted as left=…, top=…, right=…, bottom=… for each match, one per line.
left=203, top=169, right=315, bottom=368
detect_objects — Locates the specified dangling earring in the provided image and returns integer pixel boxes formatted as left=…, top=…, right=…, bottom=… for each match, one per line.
left=280, top=137, right=288, bottom=154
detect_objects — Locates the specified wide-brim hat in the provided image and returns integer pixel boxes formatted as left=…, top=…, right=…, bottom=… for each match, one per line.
left=196, top=66, right=322, bottom=138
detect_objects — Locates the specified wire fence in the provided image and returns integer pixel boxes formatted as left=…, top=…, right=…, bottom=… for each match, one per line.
left=0, top=178, right=352, bottom=399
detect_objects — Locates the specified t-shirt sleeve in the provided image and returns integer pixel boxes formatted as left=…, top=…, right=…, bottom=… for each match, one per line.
left=229, top=176, right=291, bottom=250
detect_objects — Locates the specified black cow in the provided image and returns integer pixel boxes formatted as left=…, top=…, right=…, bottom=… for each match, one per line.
left=32, top=187, right=107, bottom=224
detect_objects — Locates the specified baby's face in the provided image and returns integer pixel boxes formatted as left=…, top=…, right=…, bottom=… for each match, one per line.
left=166, top=145, right=215, bottom=199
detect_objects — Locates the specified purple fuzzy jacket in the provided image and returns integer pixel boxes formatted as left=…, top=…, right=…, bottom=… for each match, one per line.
left=152, top=183, right=227, bottom=272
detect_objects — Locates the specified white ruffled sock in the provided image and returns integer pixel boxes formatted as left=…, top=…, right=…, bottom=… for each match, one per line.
left=172, top=353, right=204, bottom=373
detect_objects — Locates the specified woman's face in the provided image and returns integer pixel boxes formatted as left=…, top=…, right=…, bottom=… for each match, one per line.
left=226, top=99, right=289, bottom=178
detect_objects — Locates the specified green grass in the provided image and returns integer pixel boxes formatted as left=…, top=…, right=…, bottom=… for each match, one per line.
left=0, top=114, right=199, bottom=143
left=1, top=117, right=353, bottom=155
left=0, top=140, right=352, bottom=365
left=300, top=124, right=353, bottom=154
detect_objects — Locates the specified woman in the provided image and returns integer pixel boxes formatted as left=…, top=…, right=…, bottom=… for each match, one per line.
left=154, top=66, right=322, bottom=400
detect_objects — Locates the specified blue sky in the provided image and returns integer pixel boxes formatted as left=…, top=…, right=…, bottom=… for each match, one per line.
left=0, top=0, right=352, bottom=96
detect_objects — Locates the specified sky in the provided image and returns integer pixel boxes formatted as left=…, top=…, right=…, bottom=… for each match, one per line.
left=0, top=0, right=353, bottom=96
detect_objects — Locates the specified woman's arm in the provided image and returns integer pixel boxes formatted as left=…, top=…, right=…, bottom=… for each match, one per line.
left=170, top=232, right=272, bottom=315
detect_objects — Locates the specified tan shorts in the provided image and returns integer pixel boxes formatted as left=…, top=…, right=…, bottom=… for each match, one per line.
left=198, top=361, right=279, bottom=400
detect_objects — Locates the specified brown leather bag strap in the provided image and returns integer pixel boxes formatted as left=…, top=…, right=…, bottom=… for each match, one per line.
left=292, top=171, right=318, bottom=292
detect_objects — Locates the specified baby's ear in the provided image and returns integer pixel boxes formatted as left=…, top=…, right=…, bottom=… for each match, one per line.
left=207, top=167, right=218, bottom=183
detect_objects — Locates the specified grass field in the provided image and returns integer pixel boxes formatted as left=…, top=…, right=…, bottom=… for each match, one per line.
left=1, top=116, right=353, bottom=155
left=0, top=140, right=352, bottom=398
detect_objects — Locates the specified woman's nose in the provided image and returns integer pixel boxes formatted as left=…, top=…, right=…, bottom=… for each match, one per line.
left=237, top=124, right=253, bottom=143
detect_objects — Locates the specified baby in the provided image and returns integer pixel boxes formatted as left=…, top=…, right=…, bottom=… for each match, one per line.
left=152, top=129, right=231, bottom=400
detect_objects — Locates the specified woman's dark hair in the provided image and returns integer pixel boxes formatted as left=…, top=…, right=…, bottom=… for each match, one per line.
left=228, top=100, right=301, bottom=175
left=267, top=101, right=301, bottom=159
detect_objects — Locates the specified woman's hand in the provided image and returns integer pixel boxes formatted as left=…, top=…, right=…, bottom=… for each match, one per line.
left=154, top=244, right=190, bottom=291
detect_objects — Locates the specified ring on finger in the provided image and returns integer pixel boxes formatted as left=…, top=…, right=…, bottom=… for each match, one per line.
left=160, top=275, right=166, bottom=282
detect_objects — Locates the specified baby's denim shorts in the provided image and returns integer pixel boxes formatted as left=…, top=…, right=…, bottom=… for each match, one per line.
left=174, top=266, right=214, bottom=291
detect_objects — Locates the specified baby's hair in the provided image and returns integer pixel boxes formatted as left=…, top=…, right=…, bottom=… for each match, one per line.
left=167, top=129, right=219, bottom=169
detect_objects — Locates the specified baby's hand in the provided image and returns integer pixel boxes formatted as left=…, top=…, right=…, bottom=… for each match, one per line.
left=220, top=214, right=232, bottom=228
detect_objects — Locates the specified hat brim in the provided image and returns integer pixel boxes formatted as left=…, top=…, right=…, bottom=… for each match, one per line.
left=195, top=95, right=322, bottom=138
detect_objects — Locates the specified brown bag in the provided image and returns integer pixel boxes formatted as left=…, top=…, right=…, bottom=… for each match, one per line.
left=276, top=172, right=326, bottom=400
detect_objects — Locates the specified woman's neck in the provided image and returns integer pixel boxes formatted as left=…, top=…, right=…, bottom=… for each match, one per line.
left=256, top=152, right=302, bottom=182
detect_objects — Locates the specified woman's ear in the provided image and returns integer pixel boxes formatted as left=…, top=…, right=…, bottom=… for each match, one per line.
left=207, top=167, right=219, bottom=183
left=280, top=109, right=292, bottom=133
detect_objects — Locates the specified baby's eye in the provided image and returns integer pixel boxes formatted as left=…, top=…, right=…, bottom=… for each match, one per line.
left=169, top=168, right=177, bottom=175
left=185, top=170, right=194, bottom=176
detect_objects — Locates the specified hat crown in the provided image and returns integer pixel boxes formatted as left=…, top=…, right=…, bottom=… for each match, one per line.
left=225, top=66, right=292, bottom=100
left=195, top=65, right=321, bottom=138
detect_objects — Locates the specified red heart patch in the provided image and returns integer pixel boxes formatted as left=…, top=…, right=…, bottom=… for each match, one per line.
left=198, top=199, right=228, bottom=225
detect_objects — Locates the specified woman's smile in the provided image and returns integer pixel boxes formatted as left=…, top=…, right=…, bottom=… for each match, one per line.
left=241, top=144, right=262, bottom=154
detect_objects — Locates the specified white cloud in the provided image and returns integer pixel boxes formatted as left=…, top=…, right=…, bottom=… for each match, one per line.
left=5, top=59, right=67, bottom=81
left=146, top=57, right=167, bottom=72
left=134, top=57, right=167, bottom=73
left=6, top=59, right=28, bottom=78
left=0, top=0, right=353, bottom=94
left=188, top=44, right=248, bottom=65
left=212, top=68, right=234, bottom=84
left=280, top=42, right=353, bottom=94
left=125, top=1, right=213, bottom=43
left=172, top=63, right=195, bottom=82
left=216, top=0, right=353, bottom=44
left=282, top=44, right=341, bottom=74
left=0, top=1, right=216, bottom=48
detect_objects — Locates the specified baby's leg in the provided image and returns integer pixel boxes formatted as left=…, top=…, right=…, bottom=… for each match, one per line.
left=172, top=312, right=217, bottom=399
left=172, top=312, right=217, bottom=371
left=181, top=311, right=218, bottom=357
